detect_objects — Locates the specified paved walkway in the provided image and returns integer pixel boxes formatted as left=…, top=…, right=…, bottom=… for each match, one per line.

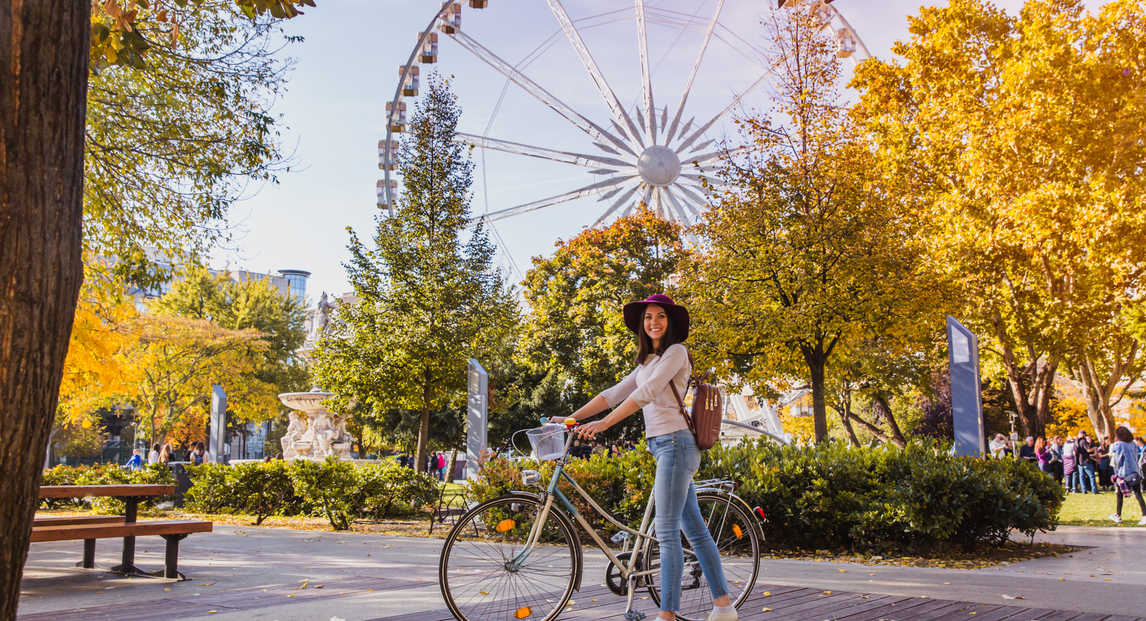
left=17, top=524, right=1146, bottom=620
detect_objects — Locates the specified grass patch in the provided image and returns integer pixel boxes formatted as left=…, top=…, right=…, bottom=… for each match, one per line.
left=1058, top=490, right=1146, bottom=527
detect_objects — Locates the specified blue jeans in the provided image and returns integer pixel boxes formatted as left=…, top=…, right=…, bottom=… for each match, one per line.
left=1079, top=463, right=1097, bottom=493
left=1066, top=470, right=1078, bottom=493
left=649, top=429, right=729, bottom=612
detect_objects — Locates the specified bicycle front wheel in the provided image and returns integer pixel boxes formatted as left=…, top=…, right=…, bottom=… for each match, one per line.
left=439, top=494, right=579, bottom=621
left=643, top=491, right=762, bottom=621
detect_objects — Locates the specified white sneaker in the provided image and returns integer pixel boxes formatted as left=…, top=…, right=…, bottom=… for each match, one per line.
left=1109, top=513, right=1123, bottom=523
left=1137, top=516, right=1146, bottom=526
left=706, top=608, right=739, bottom=621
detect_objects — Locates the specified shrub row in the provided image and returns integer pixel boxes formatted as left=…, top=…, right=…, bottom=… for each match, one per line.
left=470, top=439, right=1064, bottom=551
left=41, top=458, right=440, bottom=531
left=40, top=463, right=174, bottom=514
left=184, top=458, right=439, bottom=529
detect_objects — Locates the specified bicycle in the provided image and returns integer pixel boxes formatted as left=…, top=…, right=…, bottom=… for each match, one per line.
left=438, top=418, right=763, bottom=621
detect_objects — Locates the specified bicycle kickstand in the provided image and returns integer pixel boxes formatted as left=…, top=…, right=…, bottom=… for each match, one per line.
left=622, top=575, right=646, bottom=621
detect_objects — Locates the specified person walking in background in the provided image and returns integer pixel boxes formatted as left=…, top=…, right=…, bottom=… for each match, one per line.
left=126, top=449, right=143, bottom=472
left=148, top=443, right=161, bottom=465
left=1108, top=426, right=1146, bottom=525
left=1019, top=436, right=1037, bottom=465
left=1049, top=436, right=1064, bottom=484
left=159, top=443, right=173, bottom=465
left=1097, top=438, right=1114, bottom=490
left=189, top=442, right=206, bottom=465
left=1077, top=430, right=1098, bottom=493
left=989, top=433, right=1009, bottom=459
left=1063, top=436, right=1078, bottom=493
left=437, top=452, right=447, bottom=481
left=1035, top=437, right=1053, bottom=476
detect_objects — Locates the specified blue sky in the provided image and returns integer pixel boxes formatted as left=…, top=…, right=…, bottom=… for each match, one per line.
left=212, top=0, right=1105, bottom=305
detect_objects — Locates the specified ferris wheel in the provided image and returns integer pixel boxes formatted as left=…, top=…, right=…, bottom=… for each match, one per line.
left=377, top=0, right=869, bottom=238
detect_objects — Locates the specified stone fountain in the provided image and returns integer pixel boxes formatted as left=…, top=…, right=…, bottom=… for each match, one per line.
left=278, top=389, right=354, bottom=460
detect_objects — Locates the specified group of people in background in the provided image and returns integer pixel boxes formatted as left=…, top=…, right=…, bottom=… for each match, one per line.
left=396, top=451, right=451, bottom=481
left=124, top=441, right=208, bottom=471
left=993, top=427, right=1146, bottom=525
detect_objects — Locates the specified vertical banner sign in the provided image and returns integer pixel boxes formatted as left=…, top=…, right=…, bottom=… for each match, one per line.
left=209, top=384, right=227, bottom=464
left=947, top=317, right=985, bottom=457
left=467, top=359, right=488, bottom=480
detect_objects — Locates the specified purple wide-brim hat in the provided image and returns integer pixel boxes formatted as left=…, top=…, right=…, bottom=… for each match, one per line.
left=622, top=294, right=689, bottom=342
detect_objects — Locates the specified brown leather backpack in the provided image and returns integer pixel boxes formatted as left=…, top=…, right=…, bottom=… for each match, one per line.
left=669, top=354, right=723, bottom=450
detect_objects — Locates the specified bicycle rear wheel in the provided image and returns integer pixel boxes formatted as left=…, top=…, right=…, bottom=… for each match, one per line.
left=439, top=494, right=579, bottom=621
left=643, top=491, right=761, bottom=621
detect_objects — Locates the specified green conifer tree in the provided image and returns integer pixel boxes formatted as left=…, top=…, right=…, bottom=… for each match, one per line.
left=313, top=74, right=517, bottom=472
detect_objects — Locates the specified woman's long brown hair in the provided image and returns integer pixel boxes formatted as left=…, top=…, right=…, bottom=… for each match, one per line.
left=634, top=305, right=680, bottom=365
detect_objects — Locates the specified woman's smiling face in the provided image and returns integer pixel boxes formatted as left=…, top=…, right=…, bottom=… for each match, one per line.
left=643, top=304, right=668, bottom=344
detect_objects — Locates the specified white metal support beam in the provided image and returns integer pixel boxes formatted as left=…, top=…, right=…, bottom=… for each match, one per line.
left=546, top=0, right=645, bottom=148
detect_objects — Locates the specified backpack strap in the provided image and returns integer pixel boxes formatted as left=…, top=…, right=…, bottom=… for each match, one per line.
left=670, top=349, right=697, bottom=434
left=669, top=381, right=696, bottom=436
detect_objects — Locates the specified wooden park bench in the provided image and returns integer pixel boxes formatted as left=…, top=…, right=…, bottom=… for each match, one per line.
left=31, top=519, right=212, bottom=579
left=34, top=484, right=212, bottom=579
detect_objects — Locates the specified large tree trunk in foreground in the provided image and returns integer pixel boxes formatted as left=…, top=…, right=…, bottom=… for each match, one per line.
left=0, top=2, right=89, bottom=617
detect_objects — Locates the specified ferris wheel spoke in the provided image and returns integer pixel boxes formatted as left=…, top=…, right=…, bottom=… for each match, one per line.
left=674, top=67, right=775, bottom=153
left=672, top=182, right=708, bottom=215
left=681, top=145, right=745, bottom=168
left=456, top=132, right=633, bottom=171
left=624, top=184, right=654, bottom=218
left=636, top=0, right=656, bottom=141
left=471, top=175, right=635, bottom=224
left=546, top=0, right=645, bottom=148
left=662, top=187, right=692, bottom=224
left=450, top=30, right=635, bottom=157
left=592, top=182, right=642, bottom=227
left=663, top=0, right=725, bottom=146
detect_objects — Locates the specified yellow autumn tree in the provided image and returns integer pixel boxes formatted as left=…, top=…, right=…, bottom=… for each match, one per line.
left=852, top=0, right=1146, bottom=438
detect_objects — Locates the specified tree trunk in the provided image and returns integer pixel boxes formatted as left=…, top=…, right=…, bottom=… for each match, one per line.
left=415, top=408, right=430, bottom=474
left=446, top=448, right=458, bottom=483
left=872, top=394, right=908, bottom=447
left=807, top=356, right=828, bottom=443
left=0, top=2, right=90, bottom=617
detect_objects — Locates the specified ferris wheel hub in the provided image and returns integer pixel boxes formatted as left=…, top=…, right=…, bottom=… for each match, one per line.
left=636, top=145, right=681, bottom=187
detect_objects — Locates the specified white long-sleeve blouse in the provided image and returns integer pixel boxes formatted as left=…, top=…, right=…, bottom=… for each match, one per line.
left=598, top=342, right=692, bottom=438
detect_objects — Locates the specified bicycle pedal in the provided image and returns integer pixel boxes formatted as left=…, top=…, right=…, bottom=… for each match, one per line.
left=623, top=611, right=646, bottom=621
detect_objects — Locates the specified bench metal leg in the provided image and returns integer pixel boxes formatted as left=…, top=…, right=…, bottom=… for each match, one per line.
left=158, top=534, right=189, bottom=580
left=81, top=539, right=95, bottom=568
left=110, top=497, right=147, bottom=576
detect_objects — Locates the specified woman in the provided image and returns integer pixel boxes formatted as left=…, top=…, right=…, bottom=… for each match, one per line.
left=159, top=443, right=173, bottom=465
left=1063, top=436, right=1078, bottom=493
left=1097, top=439, right=1113, bottom=490
left=189, top=441, right=206, bottom=465
left=147, top=443, right=161, bottom=465
left=1035, top=437, right=1053, bottom=476
left=568, top=294, right=736, bottom=621
left=1107, top=426, right=1146, bottom=525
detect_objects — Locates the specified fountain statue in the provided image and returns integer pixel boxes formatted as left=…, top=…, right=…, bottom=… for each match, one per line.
left=278, top=291, right=355, bottom=460
left=278, top=390, right=354, bottom=460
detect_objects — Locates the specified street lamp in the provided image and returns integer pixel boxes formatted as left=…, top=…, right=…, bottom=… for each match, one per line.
left=1006, top=410, right=1019, bottom=460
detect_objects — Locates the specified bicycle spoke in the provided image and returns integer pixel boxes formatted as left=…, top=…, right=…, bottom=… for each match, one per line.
left=441, top=495, right=578, bottom=621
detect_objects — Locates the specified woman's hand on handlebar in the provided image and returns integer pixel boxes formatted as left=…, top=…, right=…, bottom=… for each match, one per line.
left=576, top=419, right=609, bottom=440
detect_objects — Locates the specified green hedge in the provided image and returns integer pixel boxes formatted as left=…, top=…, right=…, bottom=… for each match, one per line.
left=470, top=440, right=1064, bottom=551
left=42, top=459, right=439, bottom=531
left=185, top=458, right=439, bottom=530
left=39, top=463, right=174, bottom=514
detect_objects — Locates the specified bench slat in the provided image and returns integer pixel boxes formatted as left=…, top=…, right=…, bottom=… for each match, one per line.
left=30, top=520, right=212, bottom=543
left=33, top=516, right=123, bottom=527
